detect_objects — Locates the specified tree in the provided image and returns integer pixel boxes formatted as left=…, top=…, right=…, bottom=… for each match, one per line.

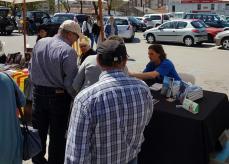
left=107, top=0, right=112, bottom=15
left=92, top=1, right=98, bottom=15
left=60, top=0, right=70, bottom=12
left=80, top=0, right=82, bottom=14
left=107, top=0, right=128, bottom=15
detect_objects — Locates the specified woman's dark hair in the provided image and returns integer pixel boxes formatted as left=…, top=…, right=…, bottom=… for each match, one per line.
left=148, top=44, right=167, bottom=61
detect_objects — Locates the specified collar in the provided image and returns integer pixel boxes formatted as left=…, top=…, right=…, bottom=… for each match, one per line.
left=54, top=34, right=72, bottom=46
left=99, top=69, right=126, bottom=81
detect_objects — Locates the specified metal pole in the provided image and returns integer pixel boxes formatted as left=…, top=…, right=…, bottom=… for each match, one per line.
left=58, top=0, right=60, bottom=12
left=22, top=0, right=26, bottom=53
left=98, top=0, right=104, bottom=41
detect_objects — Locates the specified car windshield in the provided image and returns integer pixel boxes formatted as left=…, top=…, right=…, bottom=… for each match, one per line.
left=129, top=17, right=140, bottom=23
left=191, top=21, right=205, bottom=28
left=198, top=20, right=209, bottom=28
left=52, top=14, right=74, bottom=24
left=150, top=15, right=161, bottom=20
left=0, top=9, right=8, bottom=17
left=115, top=18, right=128, bottom=25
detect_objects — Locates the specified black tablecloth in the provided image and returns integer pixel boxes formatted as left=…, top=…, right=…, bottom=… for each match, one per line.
left=138, top=90, right=229, bottom=164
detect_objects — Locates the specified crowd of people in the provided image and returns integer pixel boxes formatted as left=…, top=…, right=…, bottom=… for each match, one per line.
left=0, top=17, right=181, bottom=164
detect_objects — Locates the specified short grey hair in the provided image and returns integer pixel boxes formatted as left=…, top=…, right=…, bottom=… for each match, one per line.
left=58, top=28, right=70, bottom=38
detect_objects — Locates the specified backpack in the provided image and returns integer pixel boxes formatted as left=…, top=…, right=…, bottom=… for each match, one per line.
left=92, top=23, right=100, bottom=35
left=83, top=22, right=90, bottom=37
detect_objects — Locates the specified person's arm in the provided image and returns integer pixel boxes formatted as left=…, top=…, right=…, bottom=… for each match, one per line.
left=82, top=21, right=86, bottom=32
left=65, top=99, right=92, bottom=164
left=72, top=61, right=86, bottom=93
left=63, top=48, right=78, bottom=97
left=129, top=71, right=160, bottom=80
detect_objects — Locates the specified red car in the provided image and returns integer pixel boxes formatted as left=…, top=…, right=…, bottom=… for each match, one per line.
left=198, top=20, right=223, bottom=42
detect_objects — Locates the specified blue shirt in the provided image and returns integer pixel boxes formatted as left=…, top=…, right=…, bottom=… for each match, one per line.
left=143, top=59, right=181, bottom=82
left=29, top=35, right=78, bottom=96
left=0, top=73, right=26, bottom=164
left=65, top=70, right=153, bottom=164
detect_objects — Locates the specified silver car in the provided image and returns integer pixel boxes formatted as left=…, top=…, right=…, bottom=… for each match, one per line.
left=114, top=17, right=135, bottom=42
left=143, top=19, right=208, bottom=46
left=215, top=30, right=229, bottom=50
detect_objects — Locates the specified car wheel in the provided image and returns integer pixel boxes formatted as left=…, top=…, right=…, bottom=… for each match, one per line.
left=146, top=34, right=155, bottom=44
left=221, top=37, right=229, bottom=50
left=184, top=36, right=194, bottom=47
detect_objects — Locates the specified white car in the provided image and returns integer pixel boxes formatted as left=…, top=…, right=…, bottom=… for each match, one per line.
left=143, top=13, right=170, bottom=28
left=143, top=19, right=208, bottom=46
left=215, top=30, right=229, bottom=50
left=112, top=17, right=135, bottom=42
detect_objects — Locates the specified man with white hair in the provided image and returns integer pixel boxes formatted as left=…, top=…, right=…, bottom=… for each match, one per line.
left=29, top=20, right=83, bottom=164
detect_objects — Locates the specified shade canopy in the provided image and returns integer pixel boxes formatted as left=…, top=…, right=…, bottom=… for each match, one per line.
left=0, top=0, right=45, bottom=3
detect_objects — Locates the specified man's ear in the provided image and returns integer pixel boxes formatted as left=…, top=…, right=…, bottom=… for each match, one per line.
left=96, top=55, right=101, bottom=67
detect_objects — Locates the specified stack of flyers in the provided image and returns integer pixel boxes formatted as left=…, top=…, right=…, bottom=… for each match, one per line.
left=150, top=83, right=162, bottom=91
left=186, top=86, right=203, bottom=101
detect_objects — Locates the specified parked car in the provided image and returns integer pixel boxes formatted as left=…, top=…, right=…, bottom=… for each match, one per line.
left=16, top=11, right=50, bottom=26
left=40, top=13, right=87, bottom=37
left=112, top=17, right=135, bottom=42
left=128, top=16, right=146, bottom=32
left=143, top=19, right=208, bottom=46
left=142, top=17, right=155, bottom=29
left=215, top=30, right=229, bottom=50
left=0, top=7, right=15, bottom=35
left=198, top=20, right=224, bottom=42
left=143, top=13, right=170, bottom=28
left=53, top=13, right=87, bottom=27
left=171, top=12, right=186, bottom=19
left=226, top=16, right=229, bottom=23
left=184, top=13, right=229, bottom=28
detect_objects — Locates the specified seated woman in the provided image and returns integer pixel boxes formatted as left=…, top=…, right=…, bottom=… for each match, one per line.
left=129, top=44, right=181, bottom=85
left=78, top=37, right=96, bottom=65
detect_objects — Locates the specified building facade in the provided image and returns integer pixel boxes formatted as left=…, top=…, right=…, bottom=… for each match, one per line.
left=168, top=0, right=229, bottom=16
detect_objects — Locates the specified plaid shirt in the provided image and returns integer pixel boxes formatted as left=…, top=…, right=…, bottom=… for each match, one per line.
left=65, top=70, right=153, bottom=164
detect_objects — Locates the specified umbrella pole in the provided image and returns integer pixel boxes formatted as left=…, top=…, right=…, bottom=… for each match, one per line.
left=22, top=0, right=26, bottom=53
left=98, top=0, right=104, bottom=41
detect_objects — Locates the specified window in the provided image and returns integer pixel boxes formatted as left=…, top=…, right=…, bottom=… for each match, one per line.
left=176, top=21, right=187, bottom=29
left=191, top=21, right=205, bottom=28
left=150, top=15, right=161, bottom=20
left=226, top=4, right=229, bottom=10
left=115, top=19, right=128, bottom=25
left=161, top=22, right=175, bottom=29
left=211, top=4, right=215, bottom=10
left=172, top=5, right=175, bottom=12
left=185, top=14, right=193, bottom=19
left=197, top=4, right=201, bottom=10
left=163, top=15, right=170, bottom=20
left=193, top=14, right=202, bottom=19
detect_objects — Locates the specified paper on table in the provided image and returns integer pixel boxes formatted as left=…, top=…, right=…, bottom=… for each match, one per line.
left=150, top=83, right=162, bottom=91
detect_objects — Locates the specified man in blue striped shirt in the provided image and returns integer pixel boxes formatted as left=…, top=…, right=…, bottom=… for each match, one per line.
left=65, top=40, right=153, bottom=164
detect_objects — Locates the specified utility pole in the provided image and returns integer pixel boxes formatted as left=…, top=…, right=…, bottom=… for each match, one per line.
left=57, top=0, right=60, bottom=12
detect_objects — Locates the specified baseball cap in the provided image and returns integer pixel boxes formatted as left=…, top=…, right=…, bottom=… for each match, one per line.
left=97, top=40, right=128, bottom=63
left=59, top=20, right=83, bottom=38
